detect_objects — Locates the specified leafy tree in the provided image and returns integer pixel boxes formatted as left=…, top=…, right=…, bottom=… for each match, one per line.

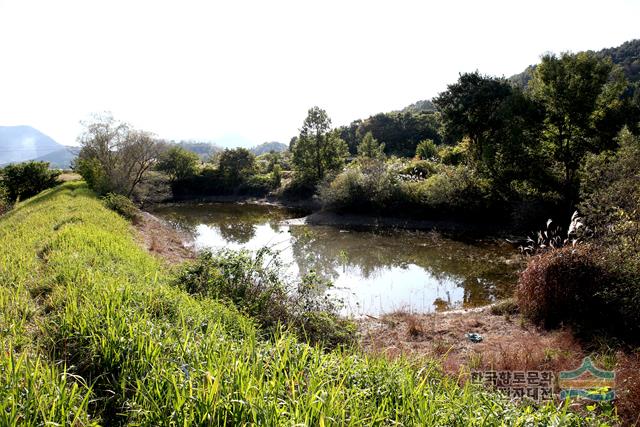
left=434, top=72, right=515, bottom=164
left=77, top=113, right=162, bottom=197
left=292, top=107, right=348, bottom=183
left=357, top=111, right=442, bottom=157
left=434, top=72, right=548, bottom=197
left=1, top=161, right=60, bottom=202
left=218, top=148, right=256, bottom=185
left=529, top=52, right=628, bottom=207
left=156, top=146, right=199, bottom=181
left=415, top=139, right=438, bottom=160
left=357, top=131, right=385, bottom=159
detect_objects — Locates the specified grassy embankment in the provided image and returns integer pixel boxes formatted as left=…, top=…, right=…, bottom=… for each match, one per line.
left=0, top=181, right=606, bottom=425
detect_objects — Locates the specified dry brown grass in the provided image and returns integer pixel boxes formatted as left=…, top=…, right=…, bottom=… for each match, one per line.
left=57, top=173, right=82, bottom=182
left=359, top=307, right=640, bottom=424
left=134, top=211, right=195, bottom=264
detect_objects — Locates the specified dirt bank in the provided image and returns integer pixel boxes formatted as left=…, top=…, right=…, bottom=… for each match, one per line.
left=134, top=211, right=195, bottom=264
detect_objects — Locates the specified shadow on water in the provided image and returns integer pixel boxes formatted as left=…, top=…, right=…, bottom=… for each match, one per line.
left=151, top=203, right=523, bottom=316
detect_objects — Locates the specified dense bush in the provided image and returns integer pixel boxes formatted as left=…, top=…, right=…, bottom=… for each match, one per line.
left=174, top=249, right=356, bottom=348
left=578, top=127, right=640, bottom=341
left=319, top=160, right=403, bottom=213
left=516, top=245, right=607, bottom=330
left=102, top=193, right=140, bottom=221
left=399, top=159, right=440, bottom=180
left=0, top=161, right=60, bottom=202
left=407, top=164, right=492, bottom=215
left=238, top=173, right=277, bottom=196
left=415, top=139, right=438, bottom=160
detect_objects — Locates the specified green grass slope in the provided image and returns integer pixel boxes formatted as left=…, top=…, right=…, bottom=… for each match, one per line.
left=0, top=182, right=600, bottom=425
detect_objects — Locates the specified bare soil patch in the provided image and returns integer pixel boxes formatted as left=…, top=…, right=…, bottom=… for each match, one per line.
left=134, top=211, right=195, bottom=264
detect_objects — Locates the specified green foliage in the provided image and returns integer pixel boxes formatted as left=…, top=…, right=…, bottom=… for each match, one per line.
left=156, top=145, right=199, bottom=181
left=102, top=193, right=140, bottom=221
left=75, top=157, right=108, bottom=194
left=292, top=107, right=348, bottom=184
left=415, top=139, right=438, bottom=160
left=399, top=160, right=440, bottom=180
left=579, top=127, right=640, bottom=340
left=437, top=142, right=468, bottom=165
left=529, top=51, right=628, bottom=205
left=218, top=148, right=257, bottom=185
left=0, top=181, right=613, bottom=424
left=0, top=184, right=8, bottom=215
left=271, top=163, right=282, bottom=187
left=238, top=173, right=276, bottom=196
left=340, top=111, right=443, bottom=157
left=175, top=249, right=355, bottom=348
left=320, top=160, right=403, bottom=213
left=407, top=165, right=492, bottom=214
left=0, top=161, right=60, bottom=202
left=357, top=131, right=385, bottom=159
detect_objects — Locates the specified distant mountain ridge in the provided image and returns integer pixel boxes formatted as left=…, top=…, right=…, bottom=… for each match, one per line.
left=251, top=141, right=287, bottom=155
left=509, top=39, right=640, bottom=87
left=0, top=126, right=66, bottom=166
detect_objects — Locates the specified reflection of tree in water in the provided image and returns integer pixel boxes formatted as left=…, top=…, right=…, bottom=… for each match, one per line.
left=217, top=222, right=257, bottom=244
left=152, top=203, right=300, bottom=244
left=288, top=226, right=520, bottom=305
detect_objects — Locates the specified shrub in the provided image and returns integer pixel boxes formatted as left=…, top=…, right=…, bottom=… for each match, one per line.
left=408, top=165, right=491, bottom=215
left=516, top=245, right=607, bottom=330
left=1, top=161, right=60, bottom=202
left=174, top=249, right=356, bottom=348
left=415, top=139, right=438, bottom=160
left=438, top=140, right=468, bottom=165
left=399, top=160, right=440, bottom=181
left=102, top=193, right=140, bottom=221
left=156, top=146, right=199, bottom=181
left=238, top=173, right=275, bottom=196
left=75, top=158, right=108, bottom=193
left=281, top=176, right=317, bottom=200
left=319, top=160, right=404, bottom=213
left=0, top=184, right=9, bottom=215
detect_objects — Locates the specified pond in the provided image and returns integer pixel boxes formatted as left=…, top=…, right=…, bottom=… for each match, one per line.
left=151, top=203, right=522, bottom=316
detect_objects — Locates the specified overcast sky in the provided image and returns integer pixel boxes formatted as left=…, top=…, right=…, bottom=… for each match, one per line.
left=0, top=0, right=638, bottom=147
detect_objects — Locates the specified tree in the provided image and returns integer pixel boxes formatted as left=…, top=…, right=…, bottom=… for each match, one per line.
left=1, top=161, right=60, bottom=202
left=434, top=72, right=515, bottom=164
left=77, top=113, right=162, bottom=197
left=434, top=72, right=549, bottom=198
left=357, top=132, right=385, bottom=159
left=292, top=106, right=348, bottom=183
left=529, top=52, right=628, bottom=208
left=218, top=148, right=256, bottom=184
left=156, top=146, right=199, bottom=181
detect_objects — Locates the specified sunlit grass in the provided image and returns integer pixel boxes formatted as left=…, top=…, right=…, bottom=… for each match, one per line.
left=0, top=181, right=609, bottom=425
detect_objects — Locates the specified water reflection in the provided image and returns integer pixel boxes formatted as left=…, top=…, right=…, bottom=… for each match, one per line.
left=151, top=203, right=521, bottom=316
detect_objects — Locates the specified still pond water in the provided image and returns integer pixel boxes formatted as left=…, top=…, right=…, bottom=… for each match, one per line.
left=152, top=203, right=521, bottom=316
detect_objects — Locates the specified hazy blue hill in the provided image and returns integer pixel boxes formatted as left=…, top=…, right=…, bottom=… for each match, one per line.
left=32, top=146, right=80, bottom=169
left=251, top=141, right=287, bottom=155
left=175, top=141, right=222, bottom=160
left=0, top=125, right=63, bottom=165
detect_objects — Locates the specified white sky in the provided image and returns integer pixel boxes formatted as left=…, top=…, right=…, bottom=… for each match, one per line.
left=0, top=0, right=638, bottom=147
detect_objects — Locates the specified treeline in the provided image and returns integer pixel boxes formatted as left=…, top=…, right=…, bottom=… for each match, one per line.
left=70, top=48, right=640, bottom=233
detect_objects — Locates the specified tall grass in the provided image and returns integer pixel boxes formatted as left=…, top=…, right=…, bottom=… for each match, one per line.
left=0, top=182, right=607, bottom=425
